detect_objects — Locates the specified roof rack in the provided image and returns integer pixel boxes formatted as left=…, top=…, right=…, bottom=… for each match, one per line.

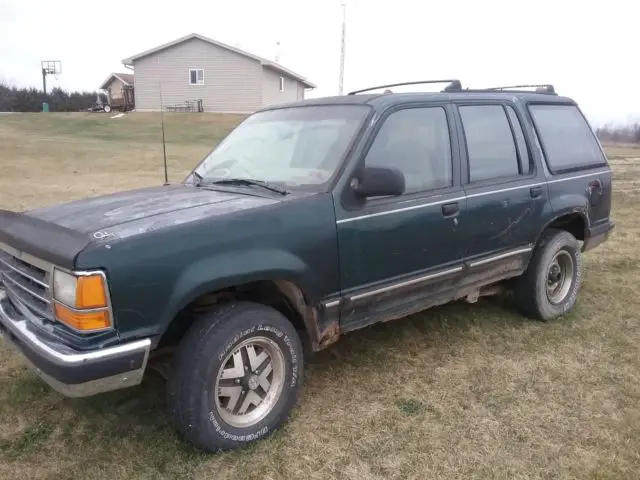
left=346, top=80, right=557, bottom=96
left=347, top=79, right=462, bottom=95
left=483, top=84, right=557, bottom=94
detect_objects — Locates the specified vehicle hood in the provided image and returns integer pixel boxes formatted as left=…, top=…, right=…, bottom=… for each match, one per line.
left=25, top=184, right=282, bottom=242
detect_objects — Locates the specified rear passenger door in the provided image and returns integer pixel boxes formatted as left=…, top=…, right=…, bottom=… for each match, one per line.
left=455, top=102, right=548, bottom=264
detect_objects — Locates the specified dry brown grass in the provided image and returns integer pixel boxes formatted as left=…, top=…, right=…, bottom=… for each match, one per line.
left=1, top=113, right=639, bottom=480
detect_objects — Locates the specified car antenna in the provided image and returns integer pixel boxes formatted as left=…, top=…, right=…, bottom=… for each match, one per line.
left=159, top=81, right=169, bottom=186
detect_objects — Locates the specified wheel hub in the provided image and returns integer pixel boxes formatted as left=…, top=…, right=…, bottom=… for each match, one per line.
left=548, top=264, right=561, bottom=283
left=213, top=336, right=286, bottom=428
left=545, top=250, right=575, bottom=305
left=247, top=374, right=260, bottom=391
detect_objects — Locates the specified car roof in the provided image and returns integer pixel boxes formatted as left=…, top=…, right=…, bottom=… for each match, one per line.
left=258, top=91, right=576, bottom=113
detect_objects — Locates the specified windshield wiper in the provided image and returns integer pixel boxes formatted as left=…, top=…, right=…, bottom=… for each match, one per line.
left=202, top=178, right=289, bottom=195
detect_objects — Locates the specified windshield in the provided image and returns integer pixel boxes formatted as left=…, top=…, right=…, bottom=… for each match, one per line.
left=190, top=105, right=370, bottom=191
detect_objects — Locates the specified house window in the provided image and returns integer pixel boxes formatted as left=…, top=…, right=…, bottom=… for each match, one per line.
left=189, top=69, right=204, bottom=85
left=279, top=76, right=284, bottom=92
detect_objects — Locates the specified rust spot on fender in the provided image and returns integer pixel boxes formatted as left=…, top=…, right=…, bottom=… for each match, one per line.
left=273, top=280, right=340, bottom=351
left=317, top=321, right=340, bottom=349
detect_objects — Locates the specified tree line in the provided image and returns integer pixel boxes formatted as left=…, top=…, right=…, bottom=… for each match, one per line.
left=595, top=123, right=640, bottom=144
left=0, top=83, right=107, bottom=112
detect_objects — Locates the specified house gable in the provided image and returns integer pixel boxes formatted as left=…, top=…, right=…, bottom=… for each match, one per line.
left=99, top=72, right=134, bottom=90
left=129, top=37, right=263, bottom=112
left=123, top=33, right=315, bottom=89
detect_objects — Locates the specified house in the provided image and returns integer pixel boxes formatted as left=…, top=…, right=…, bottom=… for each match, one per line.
left=121, top=33, right=316, bottom=113
left=99, top=72, right=135, bottom=110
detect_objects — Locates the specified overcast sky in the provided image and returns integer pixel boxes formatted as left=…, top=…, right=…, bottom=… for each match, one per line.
left=1, top=0, right=638, bottom=125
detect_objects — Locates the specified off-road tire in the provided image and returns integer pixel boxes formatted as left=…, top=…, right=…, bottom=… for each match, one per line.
left=513, top=229, right=583, bottom=321
left=166, top=301, right=304, bottom=452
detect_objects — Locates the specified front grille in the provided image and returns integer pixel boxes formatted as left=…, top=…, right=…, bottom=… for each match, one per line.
left=0, top=249, right=53, bottom=320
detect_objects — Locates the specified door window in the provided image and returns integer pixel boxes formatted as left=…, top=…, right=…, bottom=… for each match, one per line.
left=364, top=107, right=453, bottom=194
left=459, top=105, right=521, bottom=182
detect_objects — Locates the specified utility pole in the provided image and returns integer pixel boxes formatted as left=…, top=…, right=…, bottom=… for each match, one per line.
left=338, top=0, right=346, bottom=95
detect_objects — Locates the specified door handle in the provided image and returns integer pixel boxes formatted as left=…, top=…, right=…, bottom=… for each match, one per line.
left=530, top=186, right=543, bottom=199
left=441, top=202, right=459, bottom=217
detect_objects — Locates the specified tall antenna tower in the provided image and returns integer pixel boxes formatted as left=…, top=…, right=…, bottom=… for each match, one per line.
left=338, top=1, right=346, bottom=95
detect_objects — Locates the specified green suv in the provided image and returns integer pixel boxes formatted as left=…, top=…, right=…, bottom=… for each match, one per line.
left=0, top=80, right=614, bottom=452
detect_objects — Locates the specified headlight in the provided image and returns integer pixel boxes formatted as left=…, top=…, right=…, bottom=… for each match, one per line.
left=52, top=270, right=77, bottom=306
left=52, top=269, right=112, bottom=332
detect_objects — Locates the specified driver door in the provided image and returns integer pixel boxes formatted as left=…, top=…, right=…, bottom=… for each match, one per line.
left=333, top=104, right=466, bottom=331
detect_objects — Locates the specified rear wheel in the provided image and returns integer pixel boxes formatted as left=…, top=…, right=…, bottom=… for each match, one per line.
left=166, top=302, right=304, bottom=452
left=513, top=229, right=583, bottom=321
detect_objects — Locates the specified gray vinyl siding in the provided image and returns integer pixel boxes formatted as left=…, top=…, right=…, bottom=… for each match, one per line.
left=261, top=67, right=304, bottom=107
left=132, top=37, right=262, bottom=112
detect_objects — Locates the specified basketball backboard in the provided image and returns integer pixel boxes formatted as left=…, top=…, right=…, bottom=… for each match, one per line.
left=41, top=60, right=62, bottom=75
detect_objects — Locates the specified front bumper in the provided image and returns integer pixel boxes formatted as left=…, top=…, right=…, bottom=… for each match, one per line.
left=0, top=289, right=151, bottom=397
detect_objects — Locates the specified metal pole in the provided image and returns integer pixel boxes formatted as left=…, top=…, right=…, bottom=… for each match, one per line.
left=159, top=82, right=169, bottom=185
left=338, top=1, right=346, bottom=95
left=42, top=68, right=47, bottom=96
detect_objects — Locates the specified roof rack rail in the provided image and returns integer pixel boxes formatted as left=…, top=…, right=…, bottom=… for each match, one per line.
left=484, top=84, right=556, bottom=94
left=347, top=79, right=462, bottom=95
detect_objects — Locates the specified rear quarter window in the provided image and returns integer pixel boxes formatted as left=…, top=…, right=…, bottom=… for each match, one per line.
left=528, top=104, right=606, bottom=173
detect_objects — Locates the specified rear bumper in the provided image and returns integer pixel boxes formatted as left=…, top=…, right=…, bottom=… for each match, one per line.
left=0, top=289, right=151, bottom=398
left=582, top=219, right=615, bottom=252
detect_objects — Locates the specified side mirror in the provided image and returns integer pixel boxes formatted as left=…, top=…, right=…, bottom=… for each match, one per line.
left=351, top=166, right=405, bottom=198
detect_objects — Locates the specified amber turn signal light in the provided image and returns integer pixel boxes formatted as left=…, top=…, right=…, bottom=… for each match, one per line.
left=76, top=274, right=108, bottom=309
left=54, top=304, right=111, bottom=331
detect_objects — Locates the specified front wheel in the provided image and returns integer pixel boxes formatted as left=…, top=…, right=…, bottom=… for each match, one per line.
left=513, top=229, right=583, bottom=321
left=103, top=104, right=112, bottom=113
left=166, top=302, right=304, bottom=452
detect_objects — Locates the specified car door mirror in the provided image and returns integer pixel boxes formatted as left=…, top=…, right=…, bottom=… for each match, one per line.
left=351, top=166, right=405, bottom=198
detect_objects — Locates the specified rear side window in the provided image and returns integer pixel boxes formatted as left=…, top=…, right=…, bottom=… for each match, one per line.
left=528, top=104, right=606, bottom=173
left=459, top=105, right=520, bottom=182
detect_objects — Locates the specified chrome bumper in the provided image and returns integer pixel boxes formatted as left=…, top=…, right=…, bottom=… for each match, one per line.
left=0, top=289, right=151, bottom=397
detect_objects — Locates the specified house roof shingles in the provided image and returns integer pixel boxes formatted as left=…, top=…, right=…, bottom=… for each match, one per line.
left=121, top=33, right=316, bottom=89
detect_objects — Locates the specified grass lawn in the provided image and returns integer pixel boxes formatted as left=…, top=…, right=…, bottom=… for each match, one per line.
left=0, top=113, right=639, bottom=480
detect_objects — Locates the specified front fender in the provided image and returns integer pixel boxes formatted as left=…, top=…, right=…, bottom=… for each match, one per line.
left=159, top=248, right=312, bottom=329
